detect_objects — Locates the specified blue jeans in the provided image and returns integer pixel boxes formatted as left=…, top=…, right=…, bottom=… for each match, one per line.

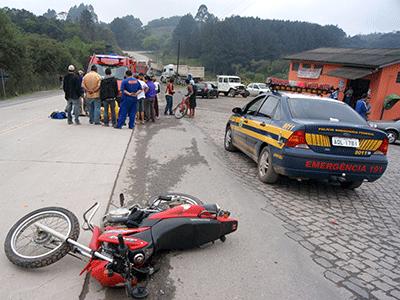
left=165, top=95, right=173, bottom=114
left=66, top=98, right=80, bottom=122
left=117, top=99, right=137, bottom=129
left=88, top=98, right=101, bottom=124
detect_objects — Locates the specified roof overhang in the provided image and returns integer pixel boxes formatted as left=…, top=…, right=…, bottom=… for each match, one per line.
left=326, top=67, right=376, bottom=80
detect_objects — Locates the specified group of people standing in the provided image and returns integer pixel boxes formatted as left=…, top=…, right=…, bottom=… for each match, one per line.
left=62, top=64, right=177, bottom=129
left=328, top=85, right=371, bottom=120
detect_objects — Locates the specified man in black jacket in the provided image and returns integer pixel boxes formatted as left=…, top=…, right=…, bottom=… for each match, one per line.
left=100, top=67, right=119, bottom=127
left=63, top=65, right=82, bottom=125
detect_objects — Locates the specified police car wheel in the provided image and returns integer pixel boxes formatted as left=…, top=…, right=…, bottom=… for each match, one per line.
left=340, top=180, right=363, bottom=189
left=258, top=147, right=279, bottom=184
left=224, top=127, right=237, bottom=152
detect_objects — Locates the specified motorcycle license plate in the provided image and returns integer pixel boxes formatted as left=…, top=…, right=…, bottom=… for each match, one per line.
left=332, top=137, right=359, bottom=148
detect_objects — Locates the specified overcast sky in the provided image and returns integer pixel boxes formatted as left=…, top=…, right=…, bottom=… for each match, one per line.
left=1, top=0, right=399, bottom=36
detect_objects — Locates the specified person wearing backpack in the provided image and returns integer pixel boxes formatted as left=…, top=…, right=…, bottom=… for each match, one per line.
left=63, top=65, right=82, bottom=125
left=100, top=68, right=118, bottom=127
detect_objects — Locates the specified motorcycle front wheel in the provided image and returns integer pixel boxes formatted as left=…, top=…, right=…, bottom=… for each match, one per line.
left=4, top=207, right=80, bottom=268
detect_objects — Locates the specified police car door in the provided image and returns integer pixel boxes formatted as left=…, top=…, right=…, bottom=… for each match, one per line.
left=238, top=95, right=267, bottom=157
left=246, top=95, right=280, bottom=155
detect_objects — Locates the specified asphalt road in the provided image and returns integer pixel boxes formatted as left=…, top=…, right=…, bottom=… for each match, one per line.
left=1, top=89, right=399, bottom=300
left=81, top=90, right=352, bottom=300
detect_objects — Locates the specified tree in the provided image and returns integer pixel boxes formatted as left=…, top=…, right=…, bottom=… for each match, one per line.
left=67, top=3, right=98, bottom=23
left=195, top=5, right=216, bottom=23
left=43, top=9, right=57, bottom=19
left=79, top=9, right=96, bottom=41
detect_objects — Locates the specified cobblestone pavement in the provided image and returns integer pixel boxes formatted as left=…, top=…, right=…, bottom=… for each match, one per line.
left=192, top=96, right=400, bottom=300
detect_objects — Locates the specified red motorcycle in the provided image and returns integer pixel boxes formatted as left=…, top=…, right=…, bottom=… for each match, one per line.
left=4, top=193, right=238, bottom=299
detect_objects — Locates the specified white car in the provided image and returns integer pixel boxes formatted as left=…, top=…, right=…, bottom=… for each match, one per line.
left=247, top=83, right=270, bottom=96
left=217, top=75, right=249, bottom=97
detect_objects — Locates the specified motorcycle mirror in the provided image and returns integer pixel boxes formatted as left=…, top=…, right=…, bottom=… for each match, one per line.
left=119, top=193, right=125, bottom=207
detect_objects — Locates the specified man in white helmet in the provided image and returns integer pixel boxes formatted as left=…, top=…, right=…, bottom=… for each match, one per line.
left=63, top=65, right=82, bottom=125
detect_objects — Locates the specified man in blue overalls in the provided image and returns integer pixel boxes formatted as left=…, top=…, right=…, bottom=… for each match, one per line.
left=116, top=70, right=143, bottom=129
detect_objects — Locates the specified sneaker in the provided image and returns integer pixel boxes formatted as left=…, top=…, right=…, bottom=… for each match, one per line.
left=141, top=120, right=145, bottom=125
left=75, top=121, right=81, bottom=125
left=68, top=120, right=73, bottom=125
left=94, top=123, right=101, bottom=125
left=89, top=121, right=94, bottom=124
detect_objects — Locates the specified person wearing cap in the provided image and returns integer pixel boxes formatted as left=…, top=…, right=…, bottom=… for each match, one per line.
left=116, top=70, right=143, bottom=129
left=63, top=65, right=82, bottom=125
left=82, top=65, right=102, bottom=125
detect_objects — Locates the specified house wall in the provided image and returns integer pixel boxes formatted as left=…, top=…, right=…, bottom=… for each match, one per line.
left=370, top=63, right=400, bottom=120
left=288, top=62, right=348, bottom=99
left=288, top=61, right=400, bottom=121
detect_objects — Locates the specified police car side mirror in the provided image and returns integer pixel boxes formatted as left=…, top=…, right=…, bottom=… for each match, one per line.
left=232, top=107, right=243, bottom=115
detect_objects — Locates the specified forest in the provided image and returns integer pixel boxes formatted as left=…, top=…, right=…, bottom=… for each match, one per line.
left=0, top=3, right=399, bottom=97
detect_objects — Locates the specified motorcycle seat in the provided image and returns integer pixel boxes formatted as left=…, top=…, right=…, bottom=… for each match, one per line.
left=202, top=204, right=219, bottom=214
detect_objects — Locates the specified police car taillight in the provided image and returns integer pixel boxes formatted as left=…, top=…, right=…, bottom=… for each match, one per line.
left=286, top=130, right=309, bottom=149
left=376, top=138, right=389, bottom=155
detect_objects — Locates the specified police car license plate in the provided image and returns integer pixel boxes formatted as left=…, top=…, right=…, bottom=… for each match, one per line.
left=332, top=137, right=359, bottom=148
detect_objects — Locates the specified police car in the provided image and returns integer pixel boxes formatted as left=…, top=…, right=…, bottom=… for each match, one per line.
left=224, top=92, right=389, bottom=189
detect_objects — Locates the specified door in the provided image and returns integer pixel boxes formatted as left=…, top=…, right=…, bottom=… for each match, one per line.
left=233, top=95, right=266, bottom=156
left=246, top=96, right=280, bottom=154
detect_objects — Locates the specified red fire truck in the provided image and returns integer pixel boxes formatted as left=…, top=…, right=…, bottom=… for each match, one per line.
left=87, top=54, right=137, bottom=91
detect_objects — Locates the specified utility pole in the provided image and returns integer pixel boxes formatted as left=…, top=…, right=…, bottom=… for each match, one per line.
left=176, top=40, right=181, bottom=78
left=0, top=69, right=6, bottom=98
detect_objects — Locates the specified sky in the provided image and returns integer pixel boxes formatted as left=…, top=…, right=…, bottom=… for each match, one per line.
left=1, top=0, right=399, bottom=36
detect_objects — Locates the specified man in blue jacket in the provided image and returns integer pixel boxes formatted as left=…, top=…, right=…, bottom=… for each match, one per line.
left=355, top=93, right=370, bottom=120
left=116, top=70, right=143, bottom=129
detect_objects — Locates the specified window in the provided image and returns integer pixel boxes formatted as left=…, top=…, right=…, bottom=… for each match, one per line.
left=396, top=72, right=400, bottom=83
left=302, top=63, right=311, bottom=69
left=254, top=84, right=259, bottom=89
left=288, top=98, right=366, bottom=124
left=257, top=96, right=279, bottom=118
left=229, top=77, right=240, bottom=83
left=315, top=64, right=324, bottom=73
left=224, top=78, right=228, bottom=83
left=219, top=77, right=223, bottom=83
left=248, top=84, right=253, bottom=89
left=292, top=62, right=300, bottom=71
left=244, top=96, right=266, bottom=116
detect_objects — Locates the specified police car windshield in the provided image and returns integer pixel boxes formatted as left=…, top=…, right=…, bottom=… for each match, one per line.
left=94, top=65, right=128, bottom=80
left=288, top=98, right=366, bottom=124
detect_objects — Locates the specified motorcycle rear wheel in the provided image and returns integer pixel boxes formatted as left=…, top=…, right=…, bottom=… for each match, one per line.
left=148, top=193, right=204, bottom=209
left=4, top=207, right=80, bottom=268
